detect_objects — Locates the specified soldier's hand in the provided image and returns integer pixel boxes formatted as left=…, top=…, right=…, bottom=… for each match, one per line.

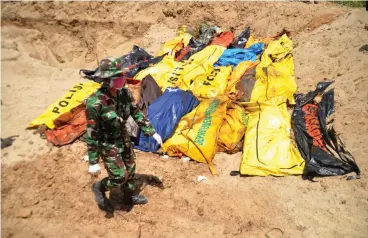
left=152, top=133, right=163, bottom=146
left=88, top=164, right=101, bottom=175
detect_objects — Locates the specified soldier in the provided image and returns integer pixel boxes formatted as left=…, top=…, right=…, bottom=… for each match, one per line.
left=85, top=57, right=163, bottom=211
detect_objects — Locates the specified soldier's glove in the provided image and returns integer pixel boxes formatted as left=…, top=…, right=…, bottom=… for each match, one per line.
left=88, top=164, right=101, bottom=175
left=152, top=133, right=163, bottom=146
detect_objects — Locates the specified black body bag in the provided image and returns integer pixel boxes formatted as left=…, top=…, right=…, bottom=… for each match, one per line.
left=292, top=81, right=360, bottom=180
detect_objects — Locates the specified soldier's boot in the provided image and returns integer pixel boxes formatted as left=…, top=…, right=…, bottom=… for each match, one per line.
left=123, top=190, right=148, bottom=205
left=91, top=181, right=113, bottom=212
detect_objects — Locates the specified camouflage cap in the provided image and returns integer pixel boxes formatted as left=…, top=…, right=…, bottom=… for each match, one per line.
left=94, top=57, right=125, bottom=79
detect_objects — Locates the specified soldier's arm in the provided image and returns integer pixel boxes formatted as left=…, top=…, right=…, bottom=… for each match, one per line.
left=128, top=91, right=156, bottom=136
left=86, top=105, right=100, bottom=165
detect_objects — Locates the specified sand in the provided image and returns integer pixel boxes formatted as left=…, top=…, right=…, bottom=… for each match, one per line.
left=1, top=1, right=368, bottom=238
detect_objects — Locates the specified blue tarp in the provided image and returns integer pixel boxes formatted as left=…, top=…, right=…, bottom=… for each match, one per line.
left=215, top=42, right=264, bottom=67
left=135, top=87, right=200, bottom=152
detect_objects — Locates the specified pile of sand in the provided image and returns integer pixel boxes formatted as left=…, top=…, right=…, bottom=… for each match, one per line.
left=1, top=2, right=367, bottom=238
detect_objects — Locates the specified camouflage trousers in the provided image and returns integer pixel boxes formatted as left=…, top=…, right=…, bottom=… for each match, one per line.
left=99, top=138, right=136, bottom=192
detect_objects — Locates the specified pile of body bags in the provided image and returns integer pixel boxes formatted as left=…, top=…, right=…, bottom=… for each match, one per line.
left=28, top=24, right=360, bottom=179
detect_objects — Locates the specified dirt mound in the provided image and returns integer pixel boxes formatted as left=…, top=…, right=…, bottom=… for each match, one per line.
left=2, top=144, right=368, bottom=238
left=293, top=10, right=368, bottom=164
left=1, top=1, right=344, bottom=68
left=1, top=2, right=368, bottom=238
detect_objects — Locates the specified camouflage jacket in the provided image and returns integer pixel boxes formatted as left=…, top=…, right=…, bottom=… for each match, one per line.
left=85, top=85, right=156, bottom=165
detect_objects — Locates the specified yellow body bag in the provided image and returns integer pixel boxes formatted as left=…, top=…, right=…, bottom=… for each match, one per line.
left=240, top=34, right=304, bottom=176
left=28, top=81, right=101, bottom=129
left=137, top=45, right=227, bottom=92
left=190, top=65, right=232, bottom=99
left=251, top=34, right=296, bottom=104
left=187, top=45, right=226, bottom=64
left=240, top=102, right=304, bottom=176
left=163, top=98, right=228, bottom=174
left=181, top=45, right=227, bottom=89
left=217, top=102, right=248, bottom=152
left=133, top=55, right=182, bottom=81
left=156, top=25, right=193, bottom=57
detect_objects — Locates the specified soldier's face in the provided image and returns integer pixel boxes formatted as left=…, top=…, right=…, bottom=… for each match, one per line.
left=109, top=76, right=126, bottom=90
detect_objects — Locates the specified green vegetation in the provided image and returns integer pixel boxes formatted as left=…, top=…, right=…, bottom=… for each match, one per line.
left=334, top=1, right=366, bottom=8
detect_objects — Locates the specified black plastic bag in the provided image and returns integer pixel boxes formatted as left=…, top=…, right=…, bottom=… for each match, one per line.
left=175, top=38, right=206, bottom=61
left=229, top=27, right=251, bottom=49
left=80, top=46, right=165, bottom=82
left=120, top=45, right=152, bottom=68
left=292, top=81, right=360, bottom=180
left=125, top=54, right=165, bottom=78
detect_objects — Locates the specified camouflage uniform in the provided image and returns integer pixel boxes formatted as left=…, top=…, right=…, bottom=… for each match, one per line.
left=85, top=84, right=155, bottom=192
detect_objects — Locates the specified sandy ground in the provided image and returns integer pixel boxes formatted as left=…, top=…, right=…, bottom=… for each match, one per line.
left=1, top=2, right=368, bottom=238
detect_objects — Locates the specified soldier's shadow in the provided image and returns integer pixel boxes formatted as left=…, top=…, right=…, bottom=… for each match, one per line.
left=104, top=173, right=164, bottom=218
